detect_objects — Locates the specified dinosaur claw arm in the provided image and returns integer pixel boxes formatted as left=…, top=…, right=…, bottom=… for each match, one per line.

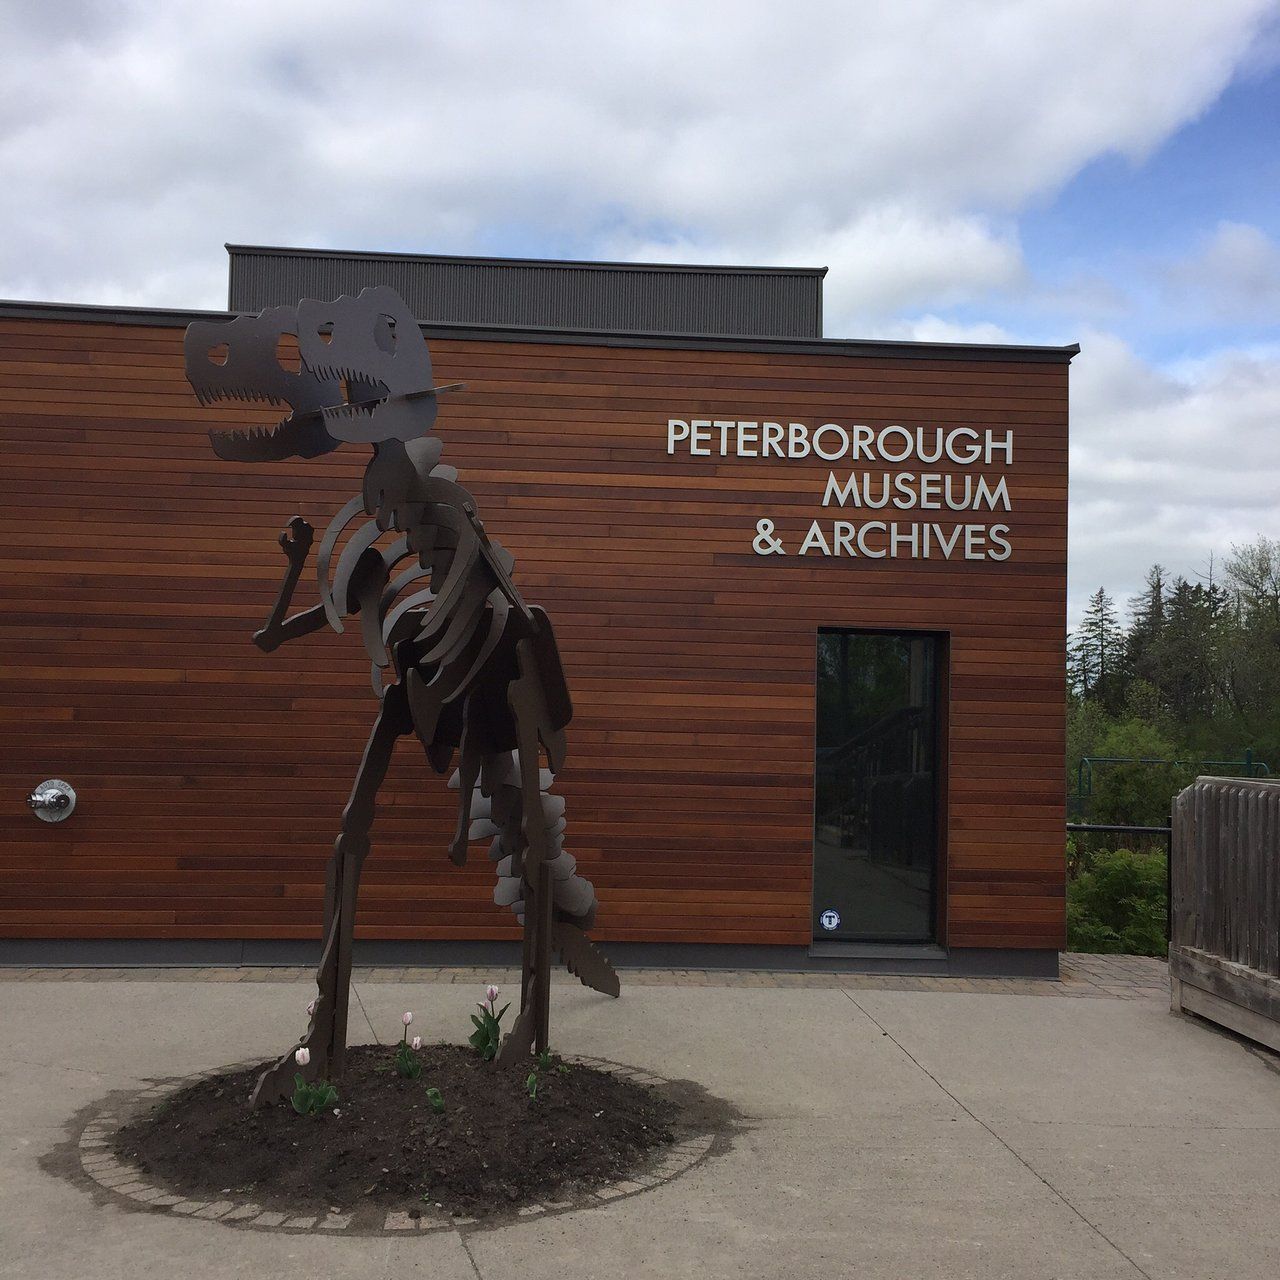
left=255, top=520, right=328, bottom=650
left=279, top=516, right=314, bottom=561
left=254, top=603, right=329, bottom=652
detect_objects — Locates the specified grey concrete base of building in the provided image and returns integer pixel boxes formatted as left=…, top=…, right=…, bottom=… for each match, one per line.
left=0, top=938, right=1060, bottom=978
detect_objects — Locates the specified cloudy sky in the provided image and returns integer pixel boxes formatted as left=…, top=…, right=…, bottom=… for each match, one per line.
left=3, top=1, right=1278, bottom=625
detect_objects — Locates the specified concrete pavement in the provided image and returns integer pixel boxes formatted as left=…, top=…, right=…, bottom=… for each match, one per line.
left=2, top=961, right=1277, bottom=1280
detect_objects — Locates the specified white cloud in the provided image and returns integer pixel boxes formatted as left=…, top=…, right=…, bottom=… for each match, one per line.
left=860, top=315, right=1017, bottom=346
left=605, top=207, right=1024, bottom=325
left=0, top=0, right=1274, bottom=311
left=1069, top=332, right=1280, bottom=624
left=2, top=0, right=1277, bottom=635
left=797, top=211, right=1026, bottom=328
left=1163, top=221, right=1280, bottom=319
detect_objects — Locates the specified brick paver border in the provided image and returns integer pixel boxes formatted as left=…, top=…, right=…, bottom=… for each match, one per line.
left=73, top=1056, right=718, bottom=1236
left=45, top=955, right=1168, bottom=1235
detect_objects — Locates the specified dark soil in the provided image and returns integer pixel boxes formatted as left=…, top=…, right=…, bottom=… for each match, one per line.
left=112, top=1044, right=686, bottom=1218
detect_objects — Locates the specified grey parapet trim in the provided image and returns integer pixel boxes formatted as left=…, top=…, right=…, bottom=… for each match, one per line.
left=0, top=299, right=238, bottom=327
left=0, top=937, right=1060, bottom=977
left=0, top=298, right=1080, bottom=364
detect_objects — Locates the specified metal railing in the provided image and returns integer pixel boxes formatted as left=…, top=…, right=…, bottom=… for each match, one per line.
left=1076, top=751, right=1269, bottom=798
left=1067, top=821, right=1173, bottom=940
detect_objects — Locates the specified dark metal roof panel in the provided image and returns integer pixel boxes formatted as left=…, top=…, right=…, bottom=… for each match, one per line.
left=227, top=244, right=826, bottom=339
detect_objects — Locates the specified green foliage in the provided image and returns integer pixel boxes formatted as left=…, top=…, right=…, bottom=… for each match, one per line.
left=424, top=1086, right=444, bottom=1114
left=1067, top=847, right=1167, bottom=957
left=468, top=995, right=509, bottom=1061
left=291, top=1073, right=338, bottom=1116
left=1066, top=696, right=1114, bottom=806
left=1069, top=587, right=1125, bottom=711
left=1089, top=718, right=1188, bottom=827
left=393, top=1016, right=423, bottom=1078
left=394, top=1040, right=422, bottom=1079
left=526, top=1071, right=539, bottom=1100
left=1121, top=679, right=1172, bottom=737
left=1069, top=540, right=1280, bottom=838
left=536, top=1049, right=553, bottom=1070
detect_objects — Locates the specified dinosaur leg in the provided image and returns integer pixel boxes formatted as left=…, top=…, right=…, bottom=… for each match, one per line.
left=250, top=687, right=409, bottom=1108
left=496, top=645, right=560, bottom=1066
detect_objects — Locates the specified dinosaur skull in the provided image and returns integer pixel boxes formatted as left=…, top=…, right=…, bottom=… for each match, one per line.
left=187, top=286, right=440, bottom=462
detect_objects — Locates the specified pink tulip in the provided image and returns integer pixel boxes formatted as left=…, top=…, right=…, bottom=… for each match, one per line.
left=411, top=1036, right=422, bottom=1051
left=402, top=1011, right=414, bottom=1026
left=306, top=998, right=317, bottom=1016
left=486, top=985, right=500, bottom=1004
left=295, top=1047, right=310, bottom=1066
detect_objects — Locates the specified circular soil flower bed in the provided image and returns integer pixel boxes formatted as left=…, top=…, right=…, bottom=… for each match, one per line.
left=111, top=1044, right=689, bottom=1219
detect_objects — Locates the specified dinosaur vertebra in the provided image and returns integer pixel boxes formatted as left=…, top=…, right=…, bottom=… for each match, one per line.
left=184, top=286, right=619, bottom=1108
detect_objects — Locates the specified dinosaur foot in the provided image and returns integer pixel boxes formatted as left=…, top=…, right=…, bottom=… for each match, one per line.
left=495, top=1006, right=536, bottom=1067
left=248, top=1025, right=334, bottom=1111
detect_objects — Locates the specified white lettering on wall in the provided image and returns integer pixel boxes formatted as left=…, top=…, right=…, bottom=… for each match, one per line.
left=663, top=415, right=1019, bottom=561
left=666, top=420, right=1016, bottom=465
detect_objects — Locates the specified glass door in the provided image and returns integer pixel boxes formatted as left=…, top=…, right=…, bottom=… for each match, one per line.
left=812, top=631, right=939, bottom=943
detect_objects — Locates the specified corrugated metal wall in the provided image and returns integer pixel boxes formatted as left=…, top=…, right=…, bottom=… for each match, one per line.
left=228, top=247, right=824, bottom=338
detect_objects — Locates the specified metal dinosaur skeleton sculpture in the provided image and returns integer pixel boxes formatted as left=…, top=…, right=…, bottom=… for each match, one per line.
left=183, top=286, right=619, bottom=1108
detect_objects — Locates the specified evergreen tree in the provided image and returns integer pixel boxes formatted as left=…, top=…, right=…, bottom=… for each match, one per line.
left=1066, top=537, right=1280, bottom=940
left=1125, top=564, right=1167, bottom=692
left=1150, top=578, right=1220, bottom=725
left=1070, top=587, right=1125, bottom=711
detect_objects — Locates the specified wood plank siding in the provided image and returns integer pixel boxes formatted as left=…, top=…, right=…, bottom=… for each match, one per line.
left=0, top=312, right=1068, bottom=951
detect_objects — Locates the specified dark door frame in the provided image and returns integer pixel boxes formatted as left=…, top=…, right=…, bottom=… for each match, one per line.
left=809, top=626, right=951, bottom=947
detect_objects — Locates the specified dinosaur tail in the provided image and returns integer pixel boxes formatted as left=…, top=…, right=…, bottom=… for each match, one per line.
left=448, top=749, right=615, bottom=993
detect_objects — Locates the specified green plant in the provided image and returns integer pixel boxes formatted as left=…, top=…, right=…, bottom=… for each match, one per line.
left=1067, top=846, right=1167, bottom=956
left=526, top=1071, right=539, bottom=1100
left=1087, top=719, right=1188, bottom=828
left=468, top=985, right=509, bottom=1061
left=291, top=1075, right=338, bottom=1115
left=393, top=1012, right=423, bottom=1079
left=290, top=1049, right=338, bottom=1116
left=534, top=1048, right=569, bottom=1076
left=425, top=1086, right=444, bottom=1114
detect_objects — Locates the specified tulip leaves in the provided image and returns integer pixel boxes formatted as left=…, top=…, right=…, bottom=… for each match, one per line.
left=291, top=1074, right=338, bottom=1116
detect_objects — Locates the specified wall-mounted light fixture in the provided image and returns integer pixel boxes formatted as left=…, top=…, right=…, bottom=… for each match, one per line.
left=27, top=779, right=76, bottom=822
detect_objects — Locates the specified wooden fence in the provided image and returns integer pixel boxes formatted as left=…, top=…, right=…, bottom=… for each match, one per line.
left=1169, top=776, right=1280, bottom=1051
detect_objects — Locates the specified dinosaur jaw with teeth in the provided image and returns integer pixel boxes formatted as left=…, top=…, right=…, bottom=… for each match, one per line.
left=209, top=413, right=336, bottom=462
left=202, top=372, right=390, bottom=462
left=308, top=364, right=388, bottom=432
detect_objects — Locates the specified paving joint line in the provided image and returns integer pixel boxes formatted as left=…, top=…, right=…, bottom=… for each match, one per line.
left=351, top=982, right=380, bottom=1044
left=840, top=988, right=1158, bottom=1280
left=458, top=1231, right=486, bottom=1279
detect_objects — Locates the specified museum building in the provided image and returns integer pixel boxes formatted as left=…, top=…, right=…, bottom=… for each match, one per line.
left=0, top=245, right=1075, bottom=975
